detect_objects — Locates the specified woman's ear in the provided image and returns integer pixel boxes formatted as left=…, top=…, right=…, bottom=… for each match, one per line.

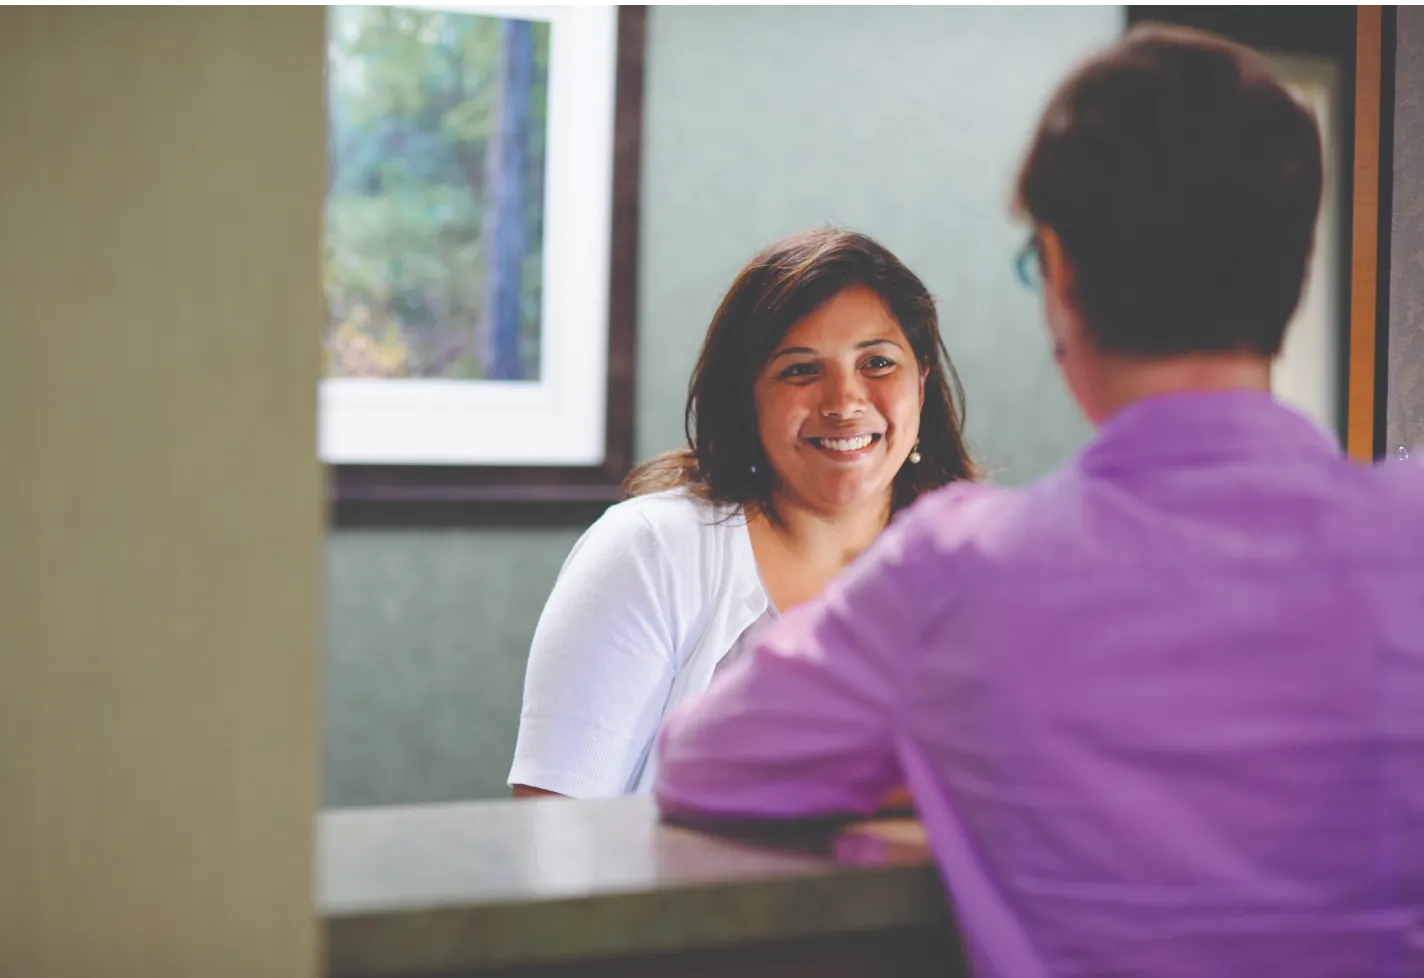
left=919, top=362, right=930, bottom=408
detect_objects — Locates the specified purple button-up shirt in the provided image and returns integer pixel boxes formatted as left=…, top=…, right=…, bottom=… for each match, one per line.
left=655, top=391, right=1424, bottom=978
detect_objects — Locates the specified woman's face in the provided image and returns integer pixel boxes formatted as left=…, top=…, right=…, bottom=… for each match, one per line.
left=753, top=285, right=927, bottom=516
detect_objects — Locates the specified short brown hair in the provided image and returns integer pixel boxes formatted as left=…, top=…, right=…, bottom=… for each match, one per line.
left=1015, top=24, right=1323, bottom=357
left=625, top=228, right=976, bottom=515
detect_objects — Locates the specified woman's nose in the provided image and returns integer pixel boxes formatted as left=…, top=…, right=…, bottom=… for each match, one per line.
left=820, top=370, right=868, bottom=419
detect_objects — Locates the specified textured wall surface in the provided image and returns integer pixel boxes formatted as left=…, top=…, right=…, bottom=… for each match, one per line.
left=1389, top=6, right=1424, bottom=454
left=323, top=527, right=582, bottom=805
left=323, top=5, right=1123, bottom=807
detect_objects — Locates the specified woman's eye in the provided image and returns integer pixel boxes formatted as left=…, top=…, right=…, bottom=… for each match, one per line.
left=777, top=363, right=818, bottom=380
left=863, top=356, right=896, bottom=372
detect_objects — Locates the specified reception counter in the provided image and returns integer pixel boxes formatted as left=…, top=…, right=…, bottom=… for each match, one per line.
left=319, top=795, right=965, bottom=977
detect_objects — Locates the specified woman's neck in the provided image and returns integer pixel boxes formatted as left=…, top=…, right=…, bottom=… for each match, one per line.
left=746, top=491, right=893, bottom=613
left=761, top=490, right=891, bottom=572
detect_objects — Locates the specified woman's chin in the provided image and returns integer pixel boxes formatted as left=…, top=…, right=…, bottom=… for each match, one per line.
left=796, top=475, right=894, bottom=515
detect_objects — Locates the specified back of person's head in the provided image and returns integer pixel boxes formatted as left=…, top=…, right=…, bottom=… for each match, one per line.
left=624, top=227, right=975, bottom=514
left=1015, top=24, right=1324, bottom=358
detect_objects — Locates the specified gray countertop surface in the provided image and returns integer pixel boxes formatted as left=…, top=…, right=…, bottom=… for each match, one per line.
left=319, top=795, right=949, bottom=976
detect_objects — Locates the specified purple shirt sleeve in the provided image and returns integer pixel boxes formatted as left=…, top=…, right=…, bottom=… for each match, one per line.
left=653, top=508, right=933, bottom=821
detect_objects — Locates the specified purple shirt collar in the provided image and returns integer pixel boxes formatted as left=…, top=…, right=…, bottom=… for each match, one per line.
left=1080, top=389, right=1341, bottom=476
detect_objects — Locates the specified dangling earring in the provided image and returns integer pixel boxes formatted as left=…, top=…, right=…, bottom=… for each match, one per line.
left=908, top=441, right=921, bottom=465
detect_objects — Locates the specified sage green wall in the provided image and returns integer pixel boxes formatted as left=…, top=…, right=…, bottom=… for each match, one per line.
left=323, top=5, right=1123, bottom=808
left=1388, top=5, right=1424, bottom=454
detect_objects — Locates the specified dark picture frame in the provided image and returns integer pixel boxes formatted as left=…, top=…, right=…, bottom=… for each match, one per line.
left=329, top=5, right=646, bottom=527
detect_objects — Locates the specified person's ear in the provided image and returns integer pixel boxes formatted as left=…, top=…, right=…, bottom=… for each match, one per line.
left=1037, top=226, right=1079, bottom=362
left=1038, top=226, right=1072, bottom=299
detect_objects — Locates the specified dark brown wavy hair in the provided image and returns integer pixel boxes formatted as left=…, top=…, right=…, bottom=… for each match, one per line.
left=624, top=228, right=976, bottom=517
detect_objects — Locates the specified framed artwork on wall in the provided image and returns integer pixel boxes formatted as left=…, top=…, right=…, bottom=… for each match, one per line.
left=321, top=4, right=644, bottom=525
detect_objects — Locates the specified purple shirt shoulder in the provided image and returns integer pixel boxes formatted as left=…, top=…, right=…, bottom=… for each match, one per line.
left=655, top=391, right=1424, bottom=978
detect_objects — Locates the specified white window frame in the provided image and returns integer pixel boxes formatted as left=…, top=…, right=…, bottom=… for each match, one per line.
left=318, top=4, right=619, bottom=467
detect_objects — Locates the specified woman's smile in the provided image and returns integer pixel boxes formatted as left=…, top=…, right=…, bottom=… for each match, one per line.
left=804, top=432, right=883, bottom=461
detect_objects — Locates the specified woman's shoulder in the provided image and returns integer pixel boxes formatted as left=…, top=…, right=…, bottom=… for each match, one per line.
left=545, top=488, right=753, bottom=639
left=558, top=488, right=754, bottom=605
left=590, top=487, right=746, bottom=552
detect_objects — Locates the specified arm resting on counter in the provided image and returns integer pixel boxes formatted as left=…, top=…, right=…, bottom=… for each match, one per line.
left=319, top=796, right=958, bottom=978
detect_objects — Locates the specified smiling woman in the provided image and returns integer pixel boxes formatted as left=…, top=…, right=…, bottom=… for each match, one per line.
left=508, top=228, right=977, bottom=798
left=756, top=287, right=926, bottom=509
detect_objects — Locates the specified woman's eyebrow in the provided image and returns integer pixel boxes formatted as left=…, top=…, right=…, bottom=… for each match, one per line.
left=857, top=338, right=903, bottom=351
left=766, top=346, right=817, bottom=364
left=767, top=337, right=903, bottom=363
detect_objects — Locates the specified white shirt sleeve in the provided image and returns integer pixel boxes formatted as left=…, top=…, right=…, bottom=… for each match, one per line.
left=508, top=501, right=680, bottom=797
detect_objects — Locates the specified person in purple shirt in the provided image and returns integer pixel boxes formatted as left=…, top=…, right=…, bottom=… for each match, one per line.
left=654, top=24, right=1424, bottom=978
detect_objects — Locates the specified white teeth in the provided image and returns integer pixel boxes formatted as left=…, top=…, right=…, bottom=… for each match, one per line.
left=819, top=435, right=874, bottom=452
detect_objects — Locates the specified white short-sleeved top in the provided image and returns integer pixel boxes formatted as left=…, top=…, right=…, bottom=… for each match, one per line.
left=508, top=488, right=771, bottom=796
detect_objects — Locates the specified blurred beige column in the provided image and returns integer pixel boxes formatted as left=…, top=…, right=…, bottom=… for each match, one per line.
left=0, top=8, right=324, bottom=978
